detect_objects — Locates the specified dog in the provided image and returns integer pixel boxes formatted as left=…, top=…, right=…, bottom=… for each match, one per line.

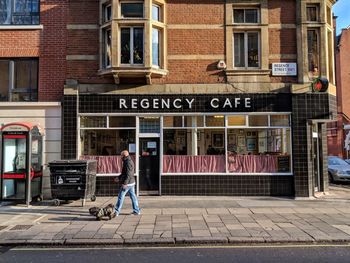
left=89, top=204, right=116, bottom=220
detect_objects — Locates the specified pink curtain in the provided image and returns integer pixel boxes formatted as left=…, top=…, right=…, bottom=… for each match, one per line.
left=80, top=155, right=136, bottom=174
left=163, top=155, right=226, bottom=173
left=228, top=155, right=277, bottom=173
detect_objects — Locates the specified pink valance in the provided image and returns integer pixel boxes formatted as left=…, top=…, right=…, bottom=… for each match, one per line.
left=80, top=155, right=136, bottom=174
left=228, top=155, right=277, bottom=173
left=163, top=155, right=226, bottom=173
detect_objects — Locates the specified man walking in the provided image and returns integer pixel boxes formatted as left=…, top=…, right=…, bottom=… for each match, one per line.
left=114, top=150, right=141, bottom=216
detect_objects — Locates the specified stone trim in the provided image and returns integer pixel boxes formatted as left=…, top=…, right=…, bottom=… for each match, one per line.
left=66, top=55, right=98, bottom=61
left=67, top=24, right=99, bottom=30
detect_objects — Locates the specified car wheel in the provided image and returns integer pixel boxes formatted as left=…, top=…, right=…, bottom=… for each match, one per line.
left=328, top=172, right=334, bottom=183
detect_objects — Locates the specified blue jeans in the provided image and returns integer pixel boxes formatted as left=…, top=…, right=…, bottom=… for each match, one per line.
left=115, top=184, right=140, bottom=214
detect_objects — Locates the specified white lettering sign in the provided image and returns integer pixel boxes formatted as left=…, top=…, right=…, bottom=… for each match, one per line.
left=272, top=63, right=297, bottom=76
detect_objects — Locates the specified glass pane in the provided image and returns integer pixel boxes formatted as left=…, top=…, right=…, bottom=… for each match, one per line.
left=152, top=28, right=160, bottom=67
left=184, top=116, right=204, bottom=127
left=3, top=138, right=26, bottom=173
left=307, top=30, right=319, bottom=73
left=270, top=115, right=290, bottom=127
left=32, top=0, right=39, bottom=12
left=80, top=116, right=107, bottom=128
left=140, top=117, right=160, bottom=133
left=13, top=60, right=38, bottom=102
left=0, top=0, right=11, bottom=24
left=104, top=4, right=112, bottom=22
left=121, top=3, right=143, bottom=18
left=163, top=116, right=183, bottom=127
left=248, top=115, right=268, bottom=126
left=206, top=115, right=225, bottom=127
left=228, top=115, right=246, bottom=126
left=247, top=33, right=259, bottom=67
left=80, top=129, right=136, bottom=157
left=103, top=29, right=112, bottom=67
left=0, top=60, right=9, bottom=101
left=233, top=9, right=244, bottom=23
left=133, top=27, right=144, bottom=64
left=307, top=6, right=317, bottom=21
left=14, top=0, right=26, bottom=12
left=109, top=116, right=136, bottom=127
left=152, top=5, right=160, bottom=21
left=245, top=9, right=258, bottom=23
left=121, top=28, right=131, bottom=64
left=234, top=33, right=245, bottom=67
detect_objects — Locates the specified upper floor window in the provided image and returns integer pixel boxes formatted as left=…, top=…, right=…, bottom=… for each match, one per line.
left=102, top=28, right=112, bottom=68
left=0, top=59, right=38, bottom=102
left=120, top=2, right=143, bottom=18
left=306, top=4, right=319, bottom=22
left=103, top=3, right=112, bottom=23
left=233, top=8, right=259, bottom=24
left=0, top=0, right=39, bottom=25
left=121, top=27, right=144, bottom=65
left=234, top=32, right=260, bottom=68
left=307, top=29, right=320, bottom=75
left=152, top=4, right=160, bottom=21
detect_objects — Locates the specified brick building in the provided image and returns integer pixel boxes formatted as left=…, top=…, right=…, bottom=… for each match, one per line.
left=0, top=0, right=338, bottom=201
left=328, top=25, right=350, bottom=159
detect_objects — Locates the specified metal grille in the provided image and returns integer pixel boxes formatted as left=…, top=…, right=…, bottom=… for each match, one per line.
left=10, top=225, right=32, bottom=231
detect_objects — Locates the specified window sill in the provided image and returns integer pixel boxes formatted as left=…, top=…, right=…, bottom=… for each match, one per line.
left=0, top=25, right=43, bottom=30
left=226, top=69, right=271, bottom=76
left=98, top=66, right=168, bottom=84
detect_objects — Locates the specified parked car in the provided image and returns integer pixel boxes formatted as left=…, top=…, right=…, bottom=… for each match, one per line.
left=328, top=156, right=350, bottom=183
left=345, top=159, right=350, bottom=165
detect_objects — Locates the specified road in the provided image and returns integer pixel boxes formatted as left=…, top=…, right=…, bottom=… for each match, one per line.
left=1, top=245, right=350, bottom=263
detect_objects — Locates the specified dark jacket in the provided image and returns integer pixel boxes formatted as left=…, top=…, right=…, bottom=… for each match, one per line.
left=119, top=156, right=135, bottom=185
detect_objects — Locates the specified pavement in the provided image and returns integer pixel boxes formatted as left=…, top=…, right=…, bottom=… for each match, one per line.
left=0, top=186, right=350, bottom=247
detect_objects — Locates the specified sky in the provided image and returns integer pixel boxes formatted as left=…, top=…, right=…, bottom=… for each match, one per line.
left=333, top=0, right=350, bottom=35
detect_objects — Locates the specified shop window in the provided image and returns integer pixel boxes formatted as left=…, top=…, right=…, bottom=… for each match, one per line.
left=0, top=0, right=40, bottom=25
left=80, top=116, right=107, bottom=128
left=102, top=28, right=112, bottom=68
left=270, top=115, right=290, bottom=127
left=248, top=115, right=268, bottom=126
left=307, top=29, right=320, bottom=75
left=163, top=128, right=226, bottom=173
left=163, top=116, right=183, bottom=127
left=306, top=4, right=319, bottom=22
left=206, top=115, right=225, bottom=127
left=121, top=27, right=144, bottom=65
left=228, top=115, right=246, bottom=126
left=227, top=128, right=291, bottom=173
left=234, top=32, right=260, bottom=68
left=80, top=129, right=136, bottom=173
left=109, top=116, right=136, bottom=127
left=0, top=59, right=38, bottom=102
left=233, top=8, right=259, bottom=24
left=152, top=28, right=160, bottom=67
left=120, top=2, right=143, bottom=18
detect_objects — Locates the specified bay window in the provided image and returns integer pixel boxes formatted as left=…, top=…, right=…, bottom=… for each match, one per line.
left=152, top=28, right=160, bottom=67
left=233, top=8, right=259, bottom=24
left=120, top=2, right=143, bottom=18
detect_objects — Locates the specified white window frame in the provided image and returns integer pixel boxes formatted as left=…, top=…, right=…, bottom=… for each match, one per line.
left=233, top=31, right=261, bottom=69
left=152, top=4, right=161, bottom=21
left=233, top=7, right=260, bottom=24
left=120, top=26, right=145, bottom=66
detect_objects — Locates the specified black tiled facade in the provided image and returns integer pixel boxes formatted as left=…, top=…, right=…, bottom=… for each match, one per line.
left=62, top=93, right=334, bottom=197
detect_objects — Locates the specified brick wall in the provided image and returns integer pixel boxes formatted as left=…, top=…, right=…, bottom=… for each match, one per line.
left=0, top=30, right=40, bottom=57
left=39, top=0, right=68, bottom=101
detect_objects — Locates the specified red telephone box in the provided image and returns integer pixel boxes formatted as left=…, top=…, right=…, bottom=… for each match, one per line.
left=1, top=122, right=44, bottom=205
